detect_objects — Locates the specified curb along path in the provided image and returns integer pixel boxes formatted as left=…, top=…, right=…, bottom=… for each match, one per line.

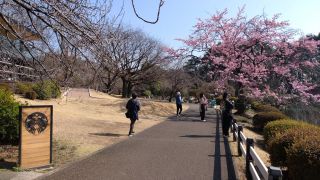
left=40, top=104, right=237, bottom=180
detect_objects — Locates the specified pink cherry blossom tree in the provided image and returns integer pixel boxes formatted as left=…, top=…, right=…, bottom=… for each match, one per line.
left=170, top=7, right=320, bottom=105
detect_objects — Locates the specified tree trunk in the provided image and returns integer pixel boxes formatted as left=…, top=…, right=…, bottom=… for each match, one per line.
left=235, top=82, right=243, bottom=97
left=121, top=77, right=128, bottom=98
left=126, top=81, right=133, bottom=98
left=168, top=90, right=174, bottom=102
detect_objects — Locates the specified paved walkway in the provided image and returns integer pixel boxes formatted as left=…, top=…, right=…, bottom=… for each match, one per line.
left=40, top=104, right=237, bottom=180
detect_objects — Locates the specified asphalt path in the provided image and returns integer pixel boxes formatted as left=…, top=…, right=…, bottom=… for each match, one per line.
left=40, top=104, right=237, bottom=180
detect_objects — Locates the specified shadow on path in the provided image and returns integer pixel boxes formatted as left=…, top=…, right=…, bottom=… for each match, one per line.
left=212, top=111, right=237, bottom=180
left=0, top=160, right=16, bottom=169
left=181, top=135, right=215, bottom=138
left=88, top=133, right=126, bottom=137
left=173, top=105, right=237, bottom=179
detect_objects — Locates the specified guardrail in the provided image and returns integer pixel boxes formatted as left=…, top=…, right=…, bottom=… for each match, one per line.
left=231, top=119, right=283, bottom=180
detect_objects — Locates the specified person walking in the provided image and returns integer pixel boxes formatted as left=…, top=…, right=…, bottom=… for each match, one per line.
left=126, top=93, right=140, bottom=137
left=175, top=91, right=182, bottom=118
left=199, top=93, right=208, bottom=122
left=221, top=92, right=234, bottom=137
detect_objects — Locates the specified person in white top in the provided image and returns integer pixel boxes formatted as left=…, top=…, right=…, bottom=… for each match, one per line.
left=199, top=93, right=208, bottom=122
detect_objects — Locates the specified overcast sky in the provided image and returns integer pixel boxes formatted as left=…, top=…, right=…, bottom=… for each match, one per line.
left=110, top=0, right=320, bottom=48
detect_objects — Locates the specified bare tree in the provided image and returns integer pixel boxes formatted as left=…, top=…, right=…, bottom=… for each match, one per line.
left=95, top=26, right=164, bottom=97
left=0, top=0, right=112, bottom=82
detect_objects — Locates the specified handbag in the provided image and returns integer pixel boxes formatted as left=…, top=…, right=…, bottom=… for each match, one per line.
left=125, top=111, right=130, bottom=118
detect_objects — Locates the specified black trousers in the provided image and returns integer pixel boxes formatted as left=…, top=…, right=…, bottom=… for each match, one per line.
left=176, top=104, right=182, bottom=115
left=222, top=111, right=232, bottom=136
left=200, top=104, right=206, bottom=120
left=129, top=119, right=137, bottom=135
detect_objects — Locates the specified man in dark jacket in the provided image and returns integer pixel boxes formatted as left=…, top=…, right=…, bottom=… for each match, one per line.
left=175, top=91, right=182, bottom=117
left=221, top=92, right=234, bottom=137
left=126, top=93, right=140, bottom=136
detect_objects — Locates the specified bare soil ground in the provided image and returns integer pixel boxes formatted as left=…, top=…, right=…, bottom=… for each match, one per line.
left=1, top=89, right=189, bottom=170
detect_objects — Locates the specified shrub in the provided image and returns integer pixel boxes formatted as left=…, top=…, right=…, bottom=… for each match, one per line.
left=32, top=82, right=51, bottom=100
left=250, top=100, right=261, bottom=110
left=0, top=83, right=11, bottom=92
left=235, top=95, right=247, bottom=114
left=287, top=136, right=320, bottom=180
left=15, top=82, right=32, bottom=95
left=143, top=90, right=152, bottom=98
left=264, top=119, right=310, bottom=145
left=268, top=127, right=319, bottom=167
left=0, top=89, right=20, bottom=144
left=229, top=96, right=238, bottom=102
left=25, top=91, right=37, bottom=100
left=49, top=81, right=61, bottom=98
left=215, top=96, right=223, bottom=105
left=252, top=111, right=288, bottom=130
left=32, top=80, right=61, bottom=100
left=252, top=103, right=281, bottom=113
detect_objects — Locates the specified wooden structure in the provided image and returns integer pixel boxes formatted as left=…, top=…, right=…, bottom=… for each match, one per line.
left=19, top=106, right=53, bottom=169
left=228, top=113, right=283, bottom=180
left=0, top=59, right=39, bottom=82
left=0, top=14, right=41, bottom=82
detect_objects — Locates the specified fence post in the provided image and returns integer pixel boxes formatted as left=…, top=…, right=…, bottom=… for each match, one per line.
left=268, top=166, right=283, bottom=180
left=232, top=119, right=237, bottom=142
left=237, top=125, right=243, bottom=156
left=246, top=138, right=254, bottom=178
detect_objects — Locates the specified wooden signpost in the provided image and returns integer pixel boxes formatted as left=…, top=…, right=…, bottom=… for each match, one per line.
left=19, top=105, right=53, bottom=169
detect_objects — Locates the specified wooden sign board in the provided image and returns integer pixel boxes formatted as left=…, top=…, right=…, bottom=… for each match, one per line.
left=19, top=105, right=53, bottom=169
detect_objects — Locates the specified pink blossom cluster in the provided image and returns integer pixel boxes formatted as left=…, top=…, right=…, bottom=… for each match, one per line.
left=170, top=7, right=320, bottom=104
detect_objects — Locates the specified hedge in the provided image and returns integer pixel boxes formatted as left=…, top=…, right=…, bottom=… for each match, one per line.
left=25, top=91, right=37, bottom=100
left=215, top=96, right=222, bottom=105
left=215, top=96, right=237, bottom=105
left=0, top=83, right=11, bottom=92
left=287, top=136, right=320, bottom=180
left=252, top=111, right=288, bottom=130
left=263, top=119, right=310, bottom=145
left=234, top=95, right=247, bottom=114
left=0, top=89, right=20, bottom=144
left=251, top=103, right=281, bottom=113
left=15, top=82, right=32, bottom=95
left=267, top=126, right=320, bottom=167
left=32, top=80, right=61, bottom=100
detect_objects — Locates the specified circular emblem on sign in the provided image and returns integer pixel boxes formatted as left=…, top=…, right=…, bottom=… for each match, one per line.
left=25, top=112, right=48, bottom=135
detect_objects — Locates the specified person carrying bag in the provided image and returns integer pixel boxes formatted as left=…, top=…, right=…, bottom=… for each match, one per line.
left=126, top=93, right=140, bottom=136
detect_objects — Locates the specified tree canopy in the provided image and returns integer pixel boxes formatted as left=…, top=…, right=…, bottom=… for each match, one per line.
left=170, top=7, right=320, bottom=104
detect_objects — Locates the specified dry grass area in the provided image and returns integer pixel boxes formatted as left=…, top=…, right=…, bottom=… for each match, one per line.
left=8, top=89, right=188, bottom=167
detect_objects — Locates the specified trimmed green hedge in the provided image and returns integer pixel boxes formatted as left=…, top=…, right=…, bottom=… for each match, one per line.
left=253, top=111, right=288, bottom=130
left=0, top=89, right=20, bottom=144
left=264, top=119, right=309, bottom=145
left=267, top=126, right=319, bottom=167
left=252, top=103, right=281, bottom=113
left=287, top=136, right=320, bottom=180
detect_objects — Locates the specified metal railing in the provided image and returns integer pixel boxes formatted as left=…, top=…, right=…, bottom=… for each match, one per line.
left=231, top=120, right=283, bottom=180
